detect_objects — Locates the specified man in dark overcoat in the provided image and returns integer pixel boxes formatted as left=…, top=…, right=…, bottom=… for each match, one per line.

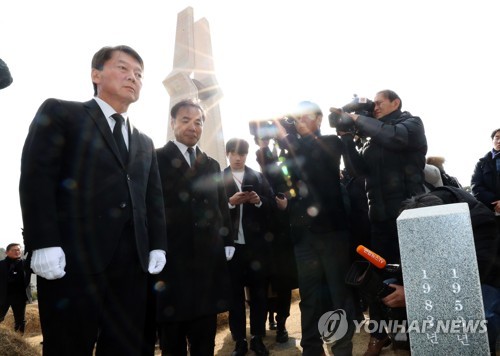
left=155, top=99, right=234, bottom=355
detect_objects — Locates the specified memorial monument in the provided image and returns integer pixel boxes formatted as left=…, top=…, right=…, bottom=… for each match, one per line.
left=163, top=7, right=227, bottom=168
left=397, top=203, right=490, bottom=355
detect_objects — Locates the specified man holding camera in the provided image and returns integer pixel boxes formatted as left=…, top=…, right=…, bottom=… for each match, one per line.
left=331, top=90, right=427, bottom=355
left=269, top=101, right=356, bottom=356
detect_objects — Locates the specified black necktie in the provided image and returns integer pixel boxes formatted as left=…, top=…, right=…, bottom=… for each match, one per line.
left=187, top=147, right=196, bottom=167
left=112, top=113, right=128, bottom=164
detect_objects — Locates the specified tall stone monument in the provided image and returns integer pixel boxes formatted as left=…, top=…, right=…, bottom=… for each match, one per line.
left=163, top=7, right=227, bottom=169
left=397, top=203, right=490, bottom=355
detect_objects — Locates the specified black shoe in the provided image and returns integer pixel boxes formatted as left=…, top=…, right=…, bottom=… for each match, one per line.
left=250, top=336, right=269, bottom=356
left=231, top=339, right=248, bottom=356
left=276, top=328, right=289, bottom=343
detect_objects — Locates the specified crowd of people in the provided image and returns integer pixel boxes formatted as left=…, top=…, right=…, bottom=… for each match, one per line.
left=1, top=45, right=500, bottom=356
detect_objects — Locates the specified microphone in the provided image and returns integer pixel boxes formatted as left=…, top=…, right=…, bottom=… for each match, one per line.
left=356, top=245, right=386, bottom=269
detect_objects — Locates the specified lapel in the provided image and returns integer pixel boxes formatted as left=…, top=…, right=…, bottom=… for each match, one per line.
left=223, top=167, right=239, bottom=196
left=165, top=141, right=191, bottom=173
left=84, top=99, right=126, bottom=167
left=128, top=122, right=140, bottom=165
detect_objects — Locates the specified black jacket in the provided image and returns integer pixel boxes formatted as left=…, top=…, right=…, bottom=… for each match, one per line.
left=155, top=142, right=233, bottom=322
left=222, top=166, right=274, bottom=251
left=471, top=151, right=500, bottom=210
left=0, top=257, right=32, bottom=305
left=279, top=133, right=349, bottom=235
left=431, top=186, right=500, bottom=288
left=342, top=110, right=427, bottom=222
left=19, top=98, right=167, bottom=274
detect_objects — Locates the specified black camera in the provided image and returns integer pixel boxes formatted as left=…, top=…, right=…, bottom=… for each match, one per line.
left=328, top=94, right=375, bottom=134
left=342, top=94, right=375, bottom=117
left=249, top=117, right=296, bottom=140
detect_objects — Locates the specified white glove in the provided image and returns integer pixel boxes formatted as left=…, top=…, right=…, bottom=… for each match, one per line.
left=148, top=249, right=166, bottom=274
left=31, top=247, right=66, bottom=280
left=225, top=246, right=235, bottom=261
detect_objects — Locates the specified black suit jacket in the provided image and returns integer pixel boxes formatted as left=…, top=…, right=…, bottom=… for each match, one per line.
left=19, top=98, right=167, bottom=274
left=222, top=166, right=275, bottom=252
left=0, top=258, right=32, bottom=305
left=155, top=141, right=232, bottom=322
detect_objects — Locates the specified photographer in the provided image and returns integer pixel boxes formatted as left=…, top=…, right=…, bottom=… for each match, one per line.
left=331, top=90, right=427, bottom=355
left=265, top=101, right=355, bottom=356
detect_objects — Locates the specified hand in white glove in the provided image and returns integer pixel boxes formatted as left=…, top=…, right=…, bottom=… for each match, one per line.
left=225, top=246, right=235, bottom=261
left=148, top=249, right=166, bottom=274
left=31, top=247, right=66, bottom=280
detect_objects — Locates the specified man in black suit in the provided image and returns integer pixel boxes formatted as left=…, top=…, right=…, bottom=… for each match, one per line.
left=19, top=45, right=167, bottom=355
left=155, top=99, right=234, bottom=355
left=223, top=138, right=275, bottom=356
left=0, top=243, right=32, bottom=334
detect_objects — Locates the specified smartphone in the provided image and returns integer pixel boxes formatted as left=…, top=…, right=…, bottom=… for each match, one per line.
left=241, top=185, right=253, bottom=192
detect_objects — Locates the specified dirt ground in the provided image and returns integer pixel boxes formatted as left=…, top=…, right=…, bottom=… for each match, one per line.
left=20, top=295, right=410, bottom=356
left=20, top=296, right=499, bottom=355
left=213, top=291, right=410, bottom=356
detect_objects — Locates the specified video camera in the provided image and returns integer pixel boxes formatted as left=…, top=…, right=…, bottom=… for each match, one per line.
left=328, top=94, right=375, bottom=134
left=345, top=245, right=405, bottom=320
left=345, top=260, right=401, bottom=302
left=248, top=117, right=297, bottom=140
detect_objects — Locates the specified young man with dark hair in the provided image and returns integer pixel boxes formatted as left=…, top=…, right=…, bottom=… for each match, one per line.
left=223, top=138, right=276, bottom=356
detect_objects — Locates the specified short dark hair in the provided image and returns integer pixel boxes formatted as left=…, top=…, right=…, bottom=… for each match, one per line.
left=6, top=243, right=21, bottom=252
left=399, top=194, right=444, bottom=214
left=91, top=45, right=143, bottom=96
left=491, top=128, right=500, bottom=139
left=377, top=89, right=402, bottom=110
left=226, top=138, right=249, bottom=154
left=170, top=99, right=206, bottom=121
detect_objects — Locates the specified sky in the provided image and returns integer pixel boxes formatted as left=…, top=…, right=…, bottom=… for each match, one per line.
left=0, top=0, right=497, bottom=250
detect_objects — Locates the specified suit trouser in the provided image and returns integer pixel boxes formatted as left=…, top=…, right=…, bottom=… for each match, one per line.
left=293, top=228, right=355, bottom=356
left=37, top=224, right=148, bottom=356
left=159, top=314, right=217, bottom=356
left=0, top=293, right=27, bottom=332
left=228, top=243, right=269, bottom=340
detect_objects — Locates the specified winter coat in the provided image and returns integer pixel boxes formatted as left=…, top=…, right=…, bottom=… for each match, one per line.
left=155, top=142, right=233, bottom=322
left=342, top=110, right=427, bottom=222
left=471, top=151, right=500, bottom=210
left=431, top=186, right=500, bottom=288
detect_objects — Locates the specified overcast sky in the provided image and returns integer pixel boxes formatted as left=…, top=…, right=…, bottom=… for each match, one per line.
left=0, top=0, right=497, bottom=249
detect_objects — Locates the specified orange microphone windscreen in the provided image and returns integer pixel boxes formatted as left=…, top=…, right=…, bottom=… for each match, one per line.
left=356, top=245, right=387, bottom=269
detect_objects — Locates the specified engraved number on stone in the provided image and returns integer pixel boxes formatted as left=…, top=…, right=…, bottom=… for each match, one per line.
left=422, top=269, right=429, bottom=279
left=451, top=268, right=459, bottom=279
left=454, top=300, right=463, bottom=311
left=452, top=282, right=461, bottom=294
left=425, top=300, right=433, bottom=311
left=422, top=283, right=431, bottom=294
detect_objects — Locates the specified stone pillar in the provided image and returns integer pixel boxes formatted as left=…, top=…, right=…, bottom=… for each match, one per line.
left=163, top=7, right=227, bottom=169
left=397, top=203, right=490, bottom=355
